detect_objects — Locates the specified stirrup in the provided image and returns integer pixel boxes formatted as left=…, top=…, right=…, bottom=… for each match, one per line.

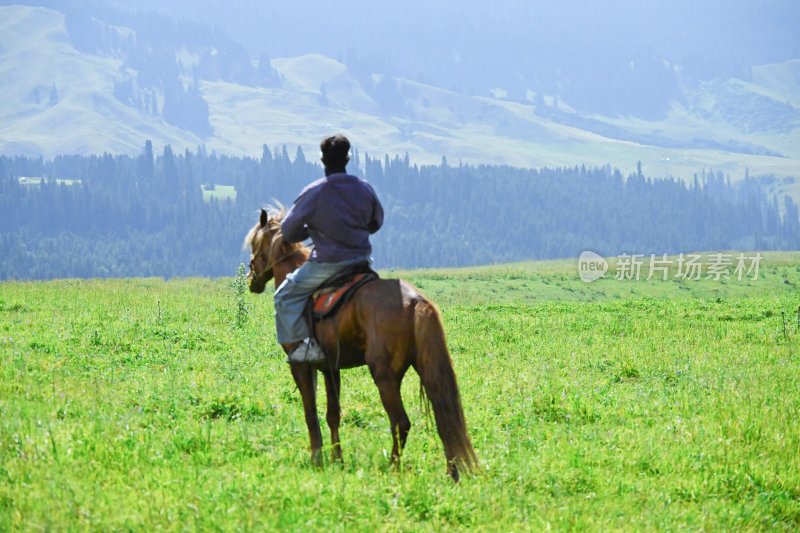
left=286, top=338, right=326, bottom=364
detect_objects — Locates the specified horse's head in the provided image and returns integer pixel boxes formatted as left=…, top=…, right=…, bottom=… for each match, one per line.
left=243, top=205, right=307, bottom=294
left=243, top=208, right=280, bottom=294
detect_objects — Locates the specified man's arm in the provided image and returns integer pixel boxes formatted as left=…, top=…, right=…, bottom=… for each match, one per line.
left=281, top=193, right=313, bottom=243
left=367, top=190, right=384, bottom=234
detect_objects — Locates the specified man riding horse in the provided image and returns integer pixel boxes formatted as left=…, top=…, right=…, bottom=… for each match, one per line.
left=245, top=138, right=476, bottom=479
left=275, top=134, right=384, bottom=364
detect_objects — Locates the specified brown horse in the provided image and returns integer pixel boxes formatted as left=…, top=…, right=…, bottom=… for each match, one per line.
left=244, top=206, right=477, bottom=481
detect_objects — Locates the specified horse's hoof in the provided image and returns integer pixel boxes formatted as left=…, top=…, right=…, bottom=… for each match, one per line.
left=448, top=465, right=460, bottom=483
left=330, top=443, right=343, bottom=463
left=311, top=450, right=324, bottom=469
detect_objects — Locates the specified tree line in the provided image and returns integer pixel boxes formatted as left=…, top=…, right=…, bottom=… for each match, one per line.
left=0, top=142, right=797, bottom=280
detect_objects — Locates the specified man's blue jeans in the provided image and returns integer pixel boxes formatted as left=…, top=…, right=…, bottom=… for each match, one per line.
left=274, top=256, right=371, bottom=344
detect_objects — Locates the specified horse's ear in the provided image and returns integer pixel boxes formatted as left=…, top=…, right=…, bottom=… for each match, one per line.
left=259, top=209, right=268, bottom=228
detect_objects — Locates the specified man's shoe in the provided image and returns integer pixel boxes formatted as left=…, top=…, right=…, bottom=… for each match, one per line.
left=286, top=338, right=326, bottom=364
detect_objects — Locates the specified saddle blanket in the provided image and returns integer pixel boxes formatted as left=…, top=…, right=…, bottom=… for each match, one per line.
left=310, top=267, right=379, bottom=320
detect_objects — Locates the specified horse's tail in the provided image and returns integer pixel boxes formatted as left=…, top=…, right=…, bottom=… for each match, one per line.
left=413, top=299, right=478, bottom=478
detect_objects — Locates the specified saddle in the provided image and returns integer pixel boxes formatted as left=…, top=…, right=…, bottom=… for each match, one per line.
left=307, top=262, right=379, bottom=322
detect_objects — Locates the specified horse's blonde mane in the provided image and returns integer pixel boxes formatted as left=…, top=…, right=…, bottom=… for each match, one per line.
left=243, top=202, right=308, bottom=264
left=265, top=201, right=287, bottom=222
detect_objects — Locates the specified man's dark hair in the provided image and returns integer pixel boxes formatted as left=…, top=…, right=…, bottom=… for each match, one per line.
left=320, top=134, right=350, bottom=170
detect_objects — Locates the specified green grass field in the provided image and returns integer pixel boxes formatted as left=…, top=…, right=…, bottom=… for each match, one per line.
left=1, top=252, right=799, bottom=530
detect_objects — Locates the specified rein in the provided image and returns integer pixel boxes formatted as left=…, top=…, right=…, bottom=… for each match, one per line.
left=267, top=247, right=305, bottom=271
left=254, top=244, right=309, bottom=284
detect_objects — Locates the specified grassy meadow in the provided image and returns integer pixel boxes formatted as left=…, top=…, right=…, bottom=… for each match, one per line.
left=1, top=252, right=799, bottom=530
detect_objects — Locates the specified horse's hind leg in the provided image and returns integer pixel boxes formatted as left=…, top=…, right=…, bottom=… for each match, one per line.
left=369, top=364, right=411, bottom=465
left=323, top=369, right=342, bottom=463
left=291, top=364, right=323, bottom=467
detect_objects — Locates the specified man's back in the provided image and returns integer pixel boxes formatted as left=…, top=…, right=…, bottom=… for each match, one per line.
left=281, top=172, right=384, bottom=263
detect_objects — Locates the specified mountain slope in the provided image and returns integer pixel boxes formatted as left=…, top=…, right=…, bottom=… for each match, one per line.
left=0, top=6, right=202, bottom=156
left=0, top=5, right=798, bottom=187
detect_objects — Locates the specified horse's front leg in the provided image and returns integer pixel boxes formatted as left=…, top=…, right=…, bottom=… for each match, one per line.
left=323, top=369, right=342, bottom=463
left=290, top=363, right=323, bottom=467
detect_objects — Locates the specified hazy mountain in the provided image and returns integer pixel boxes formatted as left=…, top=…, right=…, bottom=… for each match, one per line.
left=100, top=0, right=800, bottom=114
left=0, top=1, right=798, bottom=195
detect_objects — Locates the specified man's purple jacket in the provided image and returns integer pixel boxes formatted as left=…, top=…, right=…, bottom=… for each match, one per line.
left=281, top=172, right=384, bottom=263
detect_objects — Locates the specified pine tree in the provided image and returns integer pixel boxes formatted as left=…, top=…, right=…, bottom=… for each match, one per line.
left=139, top=140, right=155, bottom=183
left=294, top=146, right=306, bottom=166
left=161, top=145, right=179, bottom=198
